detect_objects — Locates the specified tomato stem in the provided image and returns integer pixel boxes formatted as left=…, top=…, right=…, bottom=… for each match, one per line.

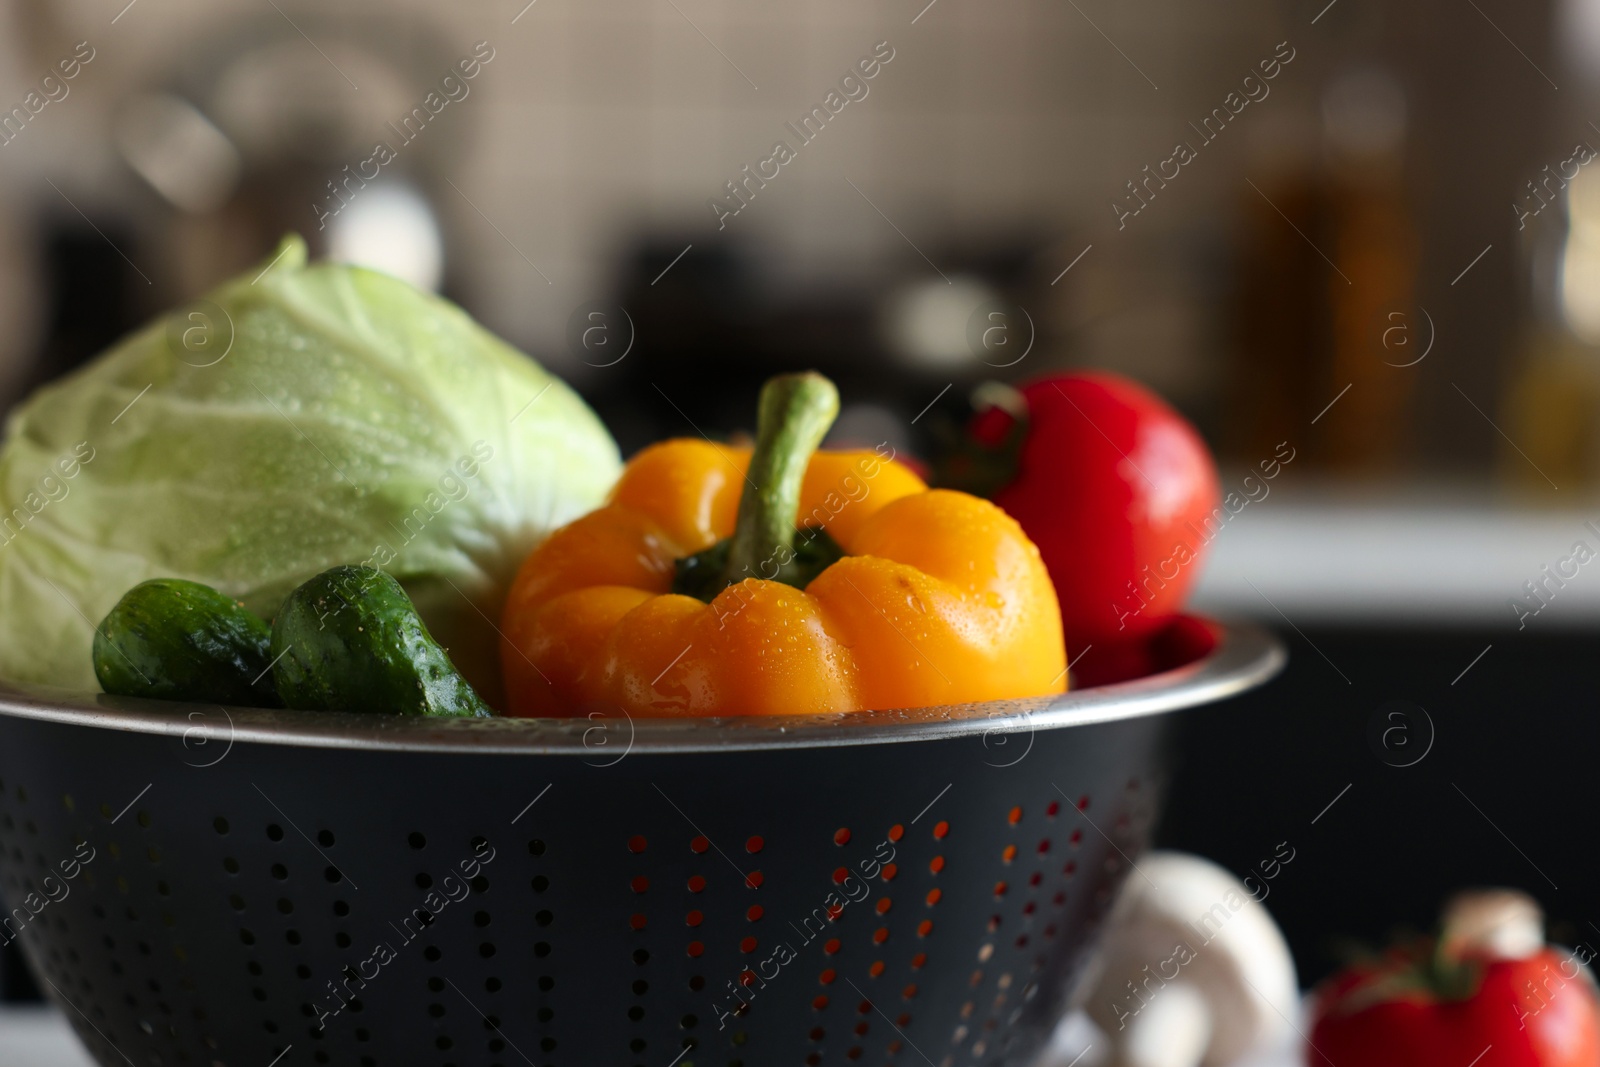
left=931, top=382, right=1029, bottom=499
left=722, top=372, right=839, bottom=586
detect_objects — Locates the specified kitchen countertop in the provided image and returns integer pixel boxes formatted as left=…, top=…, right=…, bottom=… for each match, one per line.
left=0, top=1007, right=95, bottom=1067
left=1044, top=1008, right=1303, bottom=1067
left=1189, top=484, right=1600, bottom=625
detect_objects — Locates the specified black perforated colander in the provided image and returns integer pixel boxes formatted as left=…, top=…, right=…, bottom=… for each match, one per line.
left=0, top=617, right=1280, bottom=1067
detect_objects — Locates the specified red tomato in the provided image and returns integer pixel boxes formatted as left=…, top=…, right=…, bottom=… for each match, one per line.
left=967, top=372, right=1220, bottom=661
left=1310, top=946, right=1600, bottom=1067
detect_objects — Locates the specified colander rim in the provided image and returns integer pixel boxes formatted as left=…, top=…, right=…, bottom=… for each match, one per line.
left=0, top=616, right=1282, bottom=755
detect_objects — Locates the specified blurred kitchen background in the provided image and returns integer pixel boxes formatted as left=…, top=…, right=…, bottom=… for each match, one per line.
left=2, top=0, right=1600, bottom=1047
left=1, top=0, right=1580, bottom=469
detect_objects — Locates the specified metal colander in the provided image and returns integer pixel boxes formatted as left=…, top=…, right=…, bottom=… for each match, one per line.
left=0, top=617, right=1281, bottom=1067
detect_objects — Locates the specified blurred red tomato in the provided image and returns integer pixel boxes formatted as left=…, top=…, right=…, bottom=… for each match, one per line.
left=1311, top=945, right=1600, bottom=1067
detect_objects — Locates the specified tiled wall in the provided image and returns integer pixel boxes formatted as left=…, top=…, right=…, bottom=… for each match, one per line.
left=0, top=0, right=1301, bottom=388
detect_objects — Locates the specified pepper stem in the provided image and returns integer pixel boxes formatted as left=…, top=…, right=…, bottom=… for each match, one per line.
left=722, top=372, right=840, bottom=586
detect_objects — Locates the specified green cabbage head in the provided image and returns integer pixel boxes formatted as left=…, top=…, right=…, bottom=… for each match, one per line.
left=0, top=235, right=620, bottom=703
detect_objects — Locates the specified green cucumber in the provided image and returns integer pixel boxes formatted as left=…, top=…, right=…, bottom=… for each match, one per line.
left=270, top=565, right=492, bottom=717
left=93, top=579, right=282, bottom=707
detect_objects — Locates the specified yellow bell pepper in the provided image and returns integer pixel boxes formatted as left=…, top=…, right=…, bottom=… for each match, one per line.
left=500, top=373, right=1066, bottom=717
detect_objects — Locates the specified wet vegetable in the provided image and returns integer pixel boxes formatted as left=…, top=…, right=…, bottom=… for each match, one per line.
left=93, top=579, right=280, bottom=707
left=500, top=372, right=1066, bottom=717
left=0, top=235, right=620, bottom=701
left=271, top=565, right=492, bottom=717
